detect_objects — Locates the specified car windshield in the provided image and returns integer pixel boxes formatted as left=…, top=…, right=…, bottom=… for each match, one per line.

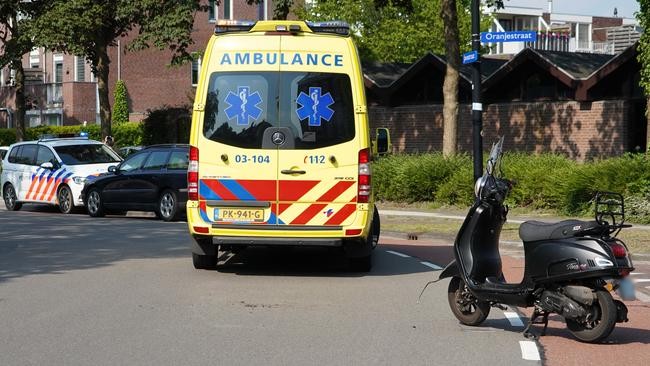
left=54, top=144, right=121, bottom=165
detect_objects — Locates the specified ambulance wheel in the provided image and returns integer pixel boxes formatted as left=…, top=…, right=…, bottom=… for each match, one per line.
left=85, top=188, right=105, bottom=217
left=371, top=206, right=380, bottom=249
left=57, top=185, right=75, bottom=214
left=157, top=189, right=179, bottom=222
left=192, top=253, right=217, bottom=270
left=3, top=183, right=22, bottom=211
left=349, top=255, right=372, bottom=272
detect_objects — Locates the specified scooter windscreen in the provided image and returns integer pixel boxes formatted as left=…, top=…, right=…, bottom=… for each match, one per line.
left=485, top=137, right=504, bottom=177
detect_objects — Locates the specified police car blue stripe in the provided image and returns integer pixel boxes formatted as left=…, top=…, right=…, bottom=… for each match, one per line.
left=219, top=179, right=255, bottom=201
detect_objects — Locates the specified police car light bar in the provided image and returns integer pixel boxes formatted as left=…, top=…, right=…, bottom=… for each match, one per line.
left=306, top=21, right=350, bottom=36
left=215, top=20, right=256, bottom=34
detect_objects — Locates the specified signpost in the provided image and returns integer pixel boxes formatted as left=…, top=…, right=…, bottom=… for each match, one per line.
left=462, top=50, right=478, bottom=65
left=480, top=31, right=537, bottom=43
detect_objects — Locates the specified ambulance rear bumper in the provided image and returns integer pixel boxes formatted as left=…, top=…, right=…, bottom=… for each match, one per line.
left=213, top=236, right=342, bottom=247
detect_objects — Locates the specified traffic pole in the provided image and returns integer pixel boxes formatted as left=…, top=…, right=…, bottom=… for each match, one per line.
left=471, top=0, right=483, bottom=181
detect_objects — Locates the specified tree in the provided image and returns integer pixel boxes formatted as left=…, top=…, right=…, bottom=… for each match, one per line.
left=440, top=0, right=504, bottom=156
left=441, top=0, right=460, bottom=156
left=112, top=79, right=129, bottom=125
left=0, top=0, right=43, bottom=142
left=27, top=0, right=206, bottom=139
left=297, top=0, right=478, bottom=63
left=245, top=0, right=294, bottom=20
left=636, top=0, right=650, bottom=152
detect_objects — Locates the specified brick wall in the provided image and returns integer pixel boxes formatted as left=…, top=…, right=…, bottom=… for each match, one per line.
left=369, top=100, right=631, bottom=160
left=63, top=82, right=97, bottom=125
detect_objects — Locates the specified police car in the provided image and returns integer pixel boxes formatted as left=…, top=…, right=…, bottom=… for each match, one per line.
left=187, top=20, right=387, bottom=271
left=1, top=136, right=121, bottom=213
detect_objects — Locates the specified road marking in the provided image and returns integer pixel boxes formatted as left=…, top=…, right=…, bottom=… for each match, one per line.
left=633, top=279, right=650, bottom=283
left=420, top=261, right=443, bottom=270
left=630, top=272, right=645, bottom=276
left=519, top=341, right=541, bottom=361
left=386, top=250, right=410, bottom=258
left=503, top=311, right=524, bottom=327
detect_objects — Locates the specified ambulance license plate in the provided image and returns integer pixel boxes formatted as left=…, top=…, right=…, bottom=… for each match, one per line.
left=214, top=208, right=264, bottom=222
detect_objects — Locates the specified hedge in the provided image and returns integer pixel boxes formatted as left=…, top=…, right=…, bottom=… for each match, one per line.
left=373, top=152, right=650, bottom=224
left=0, top=123, right=143, bottom=148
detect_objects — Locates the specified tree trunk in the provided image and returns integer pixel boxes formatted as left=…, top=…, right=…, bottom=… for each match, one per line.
left=646, top=97, right=650, bottom=154
left=12, top=60, right=26, bottom=142
left=441, top=0, right=460, bottom=157
left=96, top=43, right=112, bottom=139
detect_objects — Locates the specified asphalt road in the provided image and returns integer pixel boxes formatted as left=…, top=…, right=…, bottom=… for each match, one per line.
left=0, top=207, right=540, bottom=366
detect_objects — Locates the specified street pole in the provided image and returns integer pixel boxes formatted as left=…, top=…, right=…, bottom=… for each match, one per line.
left=471, top=0, right=483, bottom=181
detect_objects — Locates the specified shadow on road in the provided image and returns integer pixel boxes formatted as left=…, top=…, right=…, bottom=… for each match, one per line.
left=1, top=210, right=437, bottom=283
left=0, top=210, right=189, bottom=284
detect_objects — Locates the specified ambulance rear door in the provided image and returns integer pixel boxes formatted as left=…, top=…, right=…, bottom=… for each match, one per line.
left=274, top=35, right=360, bottom=228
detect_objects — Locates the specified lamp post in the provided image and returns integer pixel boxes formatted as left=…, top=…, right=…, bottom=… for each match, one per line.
left=471, top=0, right=483, bottom=181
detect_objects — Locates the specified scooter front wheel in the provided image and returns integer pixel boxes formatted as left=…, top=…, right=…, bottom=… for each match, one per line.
left=565, top=288, right=617, bottom=343
left=447, top=276, right=490, bottom=326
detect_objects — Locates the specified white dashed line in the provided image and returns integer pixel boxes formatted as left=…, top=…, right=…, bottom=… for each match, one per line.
left=503, top=311, right=525, bottom=327
left=519, top=341, right=541, bottom=361
left=386, top=250, right=411, bottom=258
left=633, top=279, right=650, bottom=283
left=420, top=261, right=443, bottom=270
left=630, top=272, right=645, bottom=276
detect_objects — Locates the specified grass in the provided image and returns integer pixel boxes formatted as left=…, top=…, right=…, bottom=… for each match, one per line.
left=378, top=201, right=650, bottom=256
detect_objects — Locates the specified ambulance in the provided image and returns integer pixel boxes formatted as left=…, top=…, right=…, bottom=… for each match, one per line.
left=187, top=20, right=386, bottom=271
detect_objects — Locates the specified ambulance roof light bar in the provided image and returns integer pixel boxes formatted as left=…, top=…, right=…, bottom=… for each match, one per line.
left=306, top=21, right=350, bottom=36
left=215, top=20, right=256, bottom=34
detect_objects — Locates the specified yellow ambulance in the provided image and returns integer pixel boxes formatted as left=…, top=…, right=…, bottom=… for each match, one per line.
left=187, top=20, right=383, bottom=271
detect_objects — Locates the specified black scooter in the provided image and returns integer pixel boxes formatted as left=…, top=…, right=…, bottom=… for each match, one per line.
left=438, top=138, right=635, bottom=343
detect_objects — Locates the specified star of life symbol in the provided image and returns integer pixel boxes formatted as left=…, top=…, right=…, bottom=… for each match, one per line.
left=224, top=86, right=263, bottom=126
left=296, top=87, right=335, bottom=126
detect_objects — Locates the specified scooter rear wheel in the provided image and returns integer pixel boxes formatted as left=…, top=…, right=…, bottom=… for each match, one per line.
left=565, top=288, right=617, bottom=343
left=447, top=276, right=490, bottom=326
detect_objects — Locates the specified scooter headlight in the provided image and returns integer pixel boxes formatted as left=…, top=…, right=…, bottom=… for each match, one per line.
left=474, top=175, right=487, bottom=198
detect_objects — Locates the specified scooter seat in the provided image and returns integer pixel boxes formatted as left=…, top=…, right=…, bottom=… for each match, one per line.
left=519, top=219, right=600, bottom=242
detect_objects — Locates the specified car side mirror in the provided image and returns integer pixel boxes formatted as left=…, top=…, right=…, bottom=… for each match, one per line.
left=108, top=165, right=118, bottom=174
left=40, top=162, right=54, bottom=170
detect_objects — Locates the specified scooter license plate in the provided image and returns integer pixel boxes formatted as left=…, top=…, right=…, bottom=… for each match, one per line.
left=616, top=278, right=636, bottom=301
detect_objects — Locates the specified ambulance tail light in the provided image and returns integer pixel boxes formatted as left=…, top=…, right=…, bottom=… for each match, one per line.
left=188, top=146, right=199, bottom=201
left=358, top=148, right=371, bottom=203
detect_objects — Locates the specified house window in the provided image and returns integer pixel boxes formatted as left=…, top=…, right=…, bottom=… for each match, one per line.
left=53, top=54, right=63, bottom=83
left=208, top=0, right=216, bottom=21
left=75, top=56, right=85, bottom=82
left=223, top=0, right=232, bottom=20
left=29, top=49, right=40, bottom=68
left=191, top=57, right=201, bottom=86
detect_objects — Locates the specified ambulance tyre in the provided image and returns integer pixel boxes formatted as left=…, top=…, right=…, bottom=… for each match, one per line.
left=348, top=234, right=373, bottom=272
left=350, top=255, right=372, bottom=272
left=193, top=253, right=218, bottom=270
left=57, top=185, right=75, bottom=214
left=191, top=236, right=218, bottom=270
left=3, top=183, right=22, bottom=211
left=371, top=206, right=380, bottom=249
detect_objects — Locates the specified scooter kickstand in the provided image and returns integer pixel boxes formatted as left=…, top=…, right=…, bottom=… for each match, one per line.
left=523, top=308, right=548, bottom=340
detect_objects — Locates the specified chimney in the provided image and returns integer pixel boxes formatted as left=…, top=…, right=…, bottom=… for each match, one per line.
left=548, top=0, right=553, bottom=14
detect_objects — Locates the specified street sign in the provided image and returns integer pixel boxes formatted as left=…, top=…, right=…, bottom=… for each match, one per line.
left=480, top=31, right=537, bottom=43
left=462, top=50, right=479, bottom=64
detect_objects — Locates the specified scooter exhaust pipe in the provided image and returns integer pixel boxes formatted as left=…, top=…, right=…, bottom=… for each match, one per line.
left=539, top=290, right=588, bottom=320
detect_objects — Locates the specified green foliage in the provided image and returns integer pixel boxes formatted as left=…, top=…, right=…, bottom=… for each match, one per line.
left=0, top=123, right=143, bottom=148
left=141, top=106, right=191, bottom=145
left=637, top=0, right=650, bottom=96
left=0, top=128, right=17, bottom=146
left=374, top=152, right=650, bottom=223
left=112, top=79, right=129, bottom=125
left=295, top=0, right=492, bottom=62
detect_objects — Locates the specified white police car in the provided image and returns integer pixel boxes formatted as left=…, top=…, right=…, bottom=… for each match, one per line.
left=1, top=136, right=121, bottom=213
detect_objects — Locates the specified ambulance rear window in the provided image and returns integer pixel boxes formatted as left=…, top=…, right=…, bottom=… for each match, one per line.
left=202, top=71, right=355, bottom=149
